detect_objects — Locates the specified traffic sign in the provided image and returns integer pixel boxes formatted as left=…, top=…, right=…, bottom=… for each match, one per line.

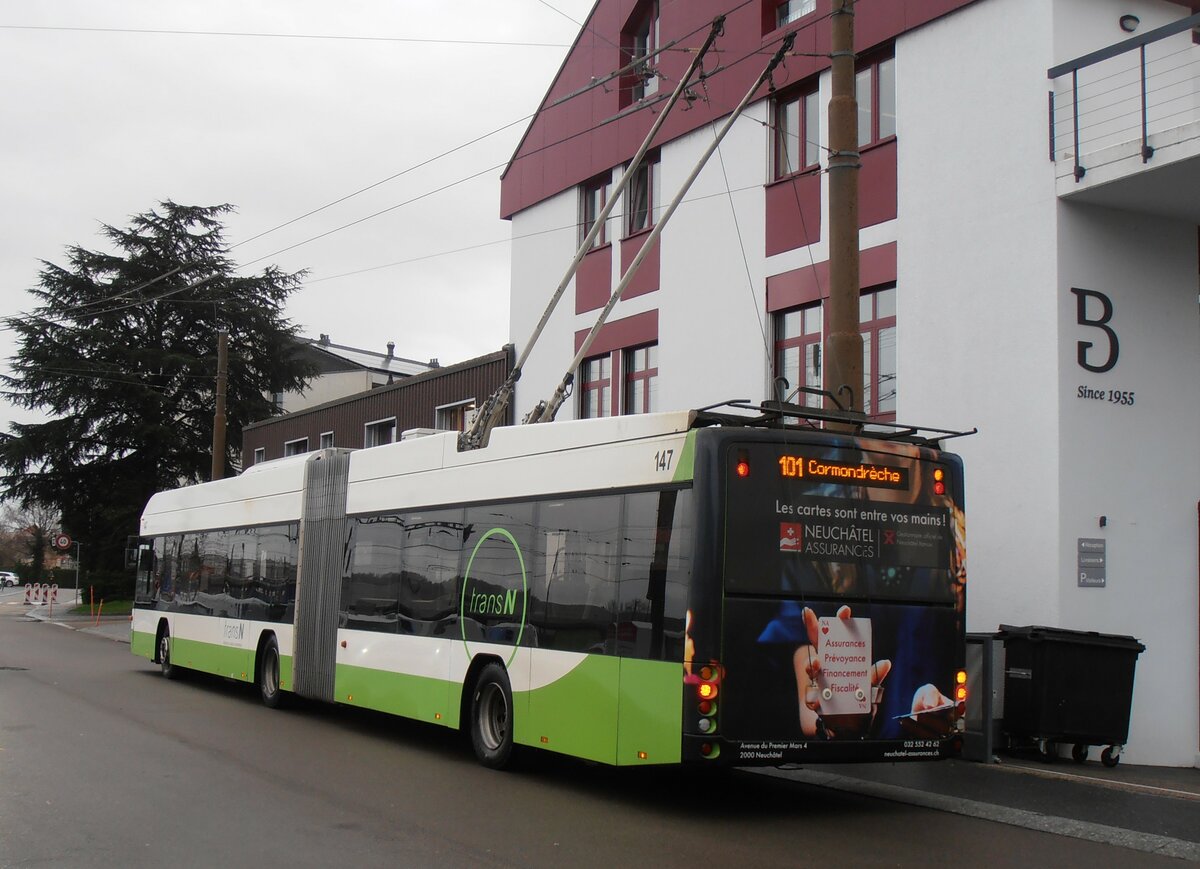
left=53, top=533, right=72, bottom=550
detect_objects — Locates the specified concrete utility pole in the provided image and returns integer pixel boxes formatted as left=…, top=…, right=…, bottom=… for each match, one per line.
left=824, top=0, right=864, bottom=418
left=211, top=329, right=228, bottom=481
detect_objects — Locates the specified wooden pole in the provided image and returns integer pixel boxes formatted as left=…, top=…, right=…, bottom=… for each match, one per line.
left=211, top=329, right=228, bottom=481
left=824, top=0, right=864, bottom=420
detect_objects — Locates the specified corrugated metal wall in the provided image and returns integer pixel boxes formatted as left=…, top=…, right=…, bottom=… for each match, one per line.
left=242, top=347, right=513, bottom=465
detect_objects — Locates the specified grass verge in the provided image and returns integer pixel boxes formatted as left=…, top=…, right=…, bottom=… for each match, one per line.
left=68, top=599, right=134, bottom=617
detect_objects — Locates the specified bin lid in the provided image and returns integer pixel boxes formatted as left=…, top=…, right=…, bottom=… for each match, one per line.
left=997, top=624, right=1145, bottom=653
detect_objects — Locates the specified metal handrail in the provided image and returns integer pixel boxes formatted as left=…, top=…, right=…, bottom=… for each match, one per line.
left=1047, top=12, right=1200, bottom=179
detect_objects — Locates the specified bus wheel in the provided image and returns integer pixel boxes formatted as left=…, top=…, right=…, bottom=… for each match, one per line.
left=258, top=636, right=285, bottom=709
left=470, top=663, right=514, bottom=769
left=158, top=626, right=179, bottom=681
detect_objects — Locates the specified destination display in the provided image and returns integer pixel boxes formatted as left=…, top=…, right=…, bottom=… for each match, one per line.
left=778, top=454, right=909, bottom=489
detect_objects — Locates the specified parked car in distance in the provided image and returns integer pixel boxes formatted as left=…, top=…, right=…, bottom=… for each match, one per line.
left=0, top=572, right=19, bottom=587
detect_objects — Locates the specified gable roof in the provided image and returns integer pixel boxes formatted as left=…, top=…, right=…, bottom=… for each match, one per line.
left=298, top=335, right=434, bottom=379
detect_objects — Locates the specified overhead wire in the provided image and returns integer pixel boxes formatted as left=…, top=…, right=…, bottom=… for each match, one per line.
left=6, top=1, right=838, bottom=335
left=304, top=181, right=767, bottom=284
left=0, top=23, right=572, bottom=48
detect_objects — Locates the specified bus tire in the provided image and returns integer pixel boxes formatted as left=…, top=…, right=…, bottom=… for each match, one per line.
left=158, top=624, right=180, bottom=681
left=258, top=635, right=285, bottom=709
left=470, top=662, right=514, bottom=769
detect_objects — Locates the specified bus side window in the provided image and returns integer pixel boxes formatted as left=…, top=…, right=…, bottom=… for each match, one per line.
left=533, top=496, right=620, bottom=655
left=618, top=490, right=692, bottom=661
left=401, top=508, right=465, bottom=637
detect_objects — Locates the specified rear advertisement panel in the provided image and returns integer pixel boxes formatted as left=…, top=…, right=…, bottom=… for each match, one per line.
left=717, top=438, right=966, bottom=763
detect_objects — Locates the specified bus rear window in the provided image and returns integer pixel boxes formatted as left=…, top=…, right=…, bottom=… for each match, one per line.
left=723, top=441, right=962, bottom=602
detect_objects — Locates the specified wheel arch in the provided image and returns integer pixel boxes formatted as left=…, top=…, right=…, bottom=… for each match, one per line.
left=153, top=617, right=171, bottom=664
left=253, top=629, right=278, bottom=683
left=459, top=653, right=506, bottom=733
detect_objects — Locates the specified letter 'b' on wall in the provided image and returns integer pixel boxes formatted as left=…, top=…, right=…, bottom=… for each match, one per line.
left=1070, top=288, right=1119, bottom=373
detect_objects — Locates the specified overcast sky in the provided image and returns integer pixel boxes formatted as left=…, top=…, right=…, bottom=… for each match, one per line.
left=0, top=0, right=596, bottom=428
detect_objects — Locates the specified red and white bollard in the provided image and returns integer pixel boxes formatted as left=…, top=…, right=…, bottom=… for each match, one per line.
left=23, top=583, right=32, bottom=605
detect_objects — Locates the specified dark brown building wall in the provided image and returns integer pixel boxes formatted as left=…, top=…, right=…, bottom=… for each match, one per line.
left=241, top=347, right=513, bottom=466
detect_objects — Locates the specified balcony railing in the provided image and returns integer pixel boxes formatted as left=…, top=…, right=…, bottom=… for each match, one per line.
left=1048, top=12, right=1200, bottom=182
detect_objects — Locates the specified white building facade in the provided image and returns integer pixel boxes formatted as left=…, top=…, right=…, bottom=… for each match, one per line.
left=501, top=0, right=1200, bottom=766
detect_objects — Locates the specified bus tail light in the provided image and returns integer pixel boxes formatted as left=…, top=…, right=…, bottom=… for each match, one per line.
left=695, top=663, right=722, bottom=740
left=955, top=669, right=968, bottom=703
left=735, top=460, right=750, bottom=478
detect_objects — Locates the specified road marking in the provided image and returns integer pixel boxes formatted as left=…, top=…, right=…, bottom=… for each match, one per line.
left=756, top=768, right=1200, bottom=862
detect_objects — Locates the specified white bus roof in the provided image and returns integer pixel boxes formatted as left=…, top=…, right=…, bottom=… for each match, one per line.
left=141, top=454, right=310, bottom=536
left=141, top=412, right=695, bottom=535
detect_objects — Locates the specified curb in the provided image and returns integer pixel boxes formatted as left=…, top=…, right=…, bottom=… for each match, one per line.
left=754, top=767, right=1200, bottom=861
left=22, top=605, right=131, bottom=644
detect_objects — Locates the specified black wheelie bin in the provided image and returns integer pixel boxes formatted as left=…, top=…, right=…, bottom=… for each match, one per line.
left=998, top=625, right=1145, bottom=767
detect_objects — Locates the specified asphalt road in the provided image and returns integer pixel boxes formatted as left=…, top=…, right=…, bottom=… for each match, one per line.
left=0, top=603, right=1187, bottom=868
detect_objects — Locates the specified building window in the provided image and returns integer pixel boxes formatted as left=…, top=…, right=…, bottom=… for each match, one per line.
left=580, top=355, right=613, bottom=419
left=319, top=431, right=334, bottom=450
left=271, top=391, right=284, bottom=412
left=860, top=286, right=897, bottom=419
left=253, top=447, right=265, bottom=465
left=625, top=154, right=660, bottom=236
left=774, top=303, right=823, bottom=407
left=625, top=0, right=660, bottom=104
left=856, top=54, right=896, bottom=147
left=283, top=437, right=309, bottom=457
left=776, top=0, right=816, bottom=28
left=774, top=287, right=895, bottom=419
left=774, top=85, right=821, bottom=178
left=580, top=175, right=608, bottom=248
left=364, top=417, right=396, bottom=448
left=436, top=400, right=476, bottom=432
left=624, top=345, right=658, bottom=414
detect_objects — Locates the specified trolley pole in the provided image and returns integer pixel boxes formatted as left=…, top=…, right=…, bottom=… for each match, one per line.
left=824, top=0, right=864, bottom=423
left=211, top=328, right=228, bottom=481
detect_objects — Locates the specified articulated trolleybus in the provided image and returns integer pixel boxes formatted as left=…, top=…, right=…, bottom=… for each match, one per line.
left=131, top=403, right=968, bottom=769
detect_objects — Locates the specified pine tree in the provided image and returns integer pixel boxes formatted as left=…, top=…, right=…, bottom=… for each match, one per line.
left=0, top=202, right=315, bottom=570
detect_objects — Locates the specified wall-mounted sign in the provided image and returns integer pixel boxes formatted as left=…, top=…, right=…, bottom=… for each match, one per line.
left=1078, top=537, right=1106, bottom=587
left=1071, top=288, right=1136, bottom=408
left=1070, top=288, right=1119, bottom=373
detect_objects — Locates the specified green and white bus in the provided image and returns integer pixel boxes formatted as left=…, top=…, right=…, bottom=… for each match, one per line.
left=131, top=405, right=968, bottom=768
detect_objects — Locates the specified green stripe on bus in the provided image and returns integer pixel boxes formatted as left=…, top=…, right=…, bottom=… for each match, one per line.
left=515, top=655, right=620, bottom=763
left=672, top=430, right=696, bottom=483
left=171, top=637, right=253, bottom=682
left=616, top=658, right=683, bottom=765
left=335, top=663, right=458, bottom=728
left=136, top=631, right=682, bottom=766
left=513, top=657, right=682, bottom=765
left=131, top=630, right=155, bottom=660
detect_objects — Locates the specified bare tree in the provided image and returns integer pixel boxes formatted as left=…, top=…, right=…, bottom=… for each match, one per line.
left=0, top=501, right=62, bottom=581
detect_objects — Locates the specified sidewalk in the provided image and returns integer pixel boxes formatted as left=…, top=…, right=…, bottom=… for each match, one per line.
left=759, top=752, right=1200, bottom=861
left=22, top=600, right=131, bottom=644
